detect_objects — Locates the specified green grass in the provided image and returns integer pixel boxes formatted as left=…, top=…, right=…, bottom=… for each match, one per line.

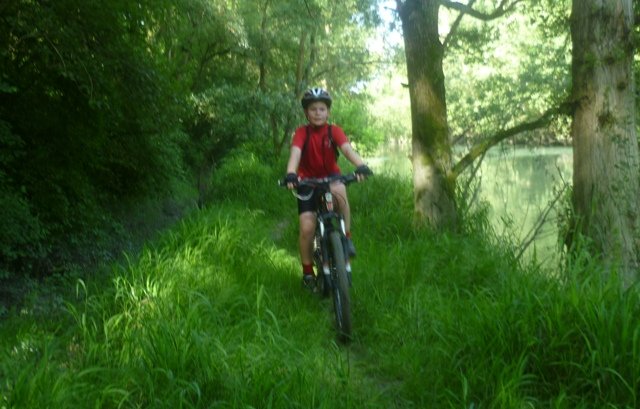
left=1, top=154, right=639, bottom=408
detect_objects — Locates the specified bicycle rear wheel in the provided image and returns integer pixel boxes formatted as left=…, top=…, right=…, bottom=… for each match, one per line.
left=329, top=231, right=351, bottom=341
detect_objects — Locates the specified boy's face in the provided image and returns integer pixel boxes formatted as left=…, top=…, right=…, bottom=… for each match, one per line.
left=305, top=101, right=329, bottom=126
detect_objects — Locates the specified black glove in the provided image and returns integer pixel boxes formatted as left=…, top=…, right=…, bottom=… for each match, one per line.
left=285, top=172, right=298, bottom=186
left=355, top=164, right=373, bottom=177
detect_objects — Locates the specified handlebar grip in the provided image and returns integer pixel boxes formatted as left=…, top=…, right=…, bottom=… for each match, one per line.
left=278, top=178, right=299, bottom=188
left=342, top=173, right=358, bottom=184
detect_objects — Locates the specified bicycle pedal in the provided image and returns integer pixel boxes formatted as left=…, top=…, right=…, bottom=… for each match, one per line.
left=302, top=275, right=317, bottom=292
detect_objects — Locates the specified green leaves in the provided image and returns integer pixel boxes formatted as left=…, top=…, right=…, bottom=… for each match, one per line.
left=0, top=0, right=383, bottom=278
left=445, top=0, right=572, bottom=145
left=0, top=0, right=188, bottom=275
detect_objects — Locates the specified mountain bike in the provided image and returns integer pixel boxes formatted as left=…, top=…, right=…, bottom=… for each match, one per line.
left=280, top=174, right=360, bottom=342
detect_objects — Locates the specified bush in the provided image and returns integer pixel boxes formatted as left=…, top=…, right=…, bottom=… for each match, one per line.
left=208, top=147, right=283, bottom=215
left=0, top=185, right=47, bottom=279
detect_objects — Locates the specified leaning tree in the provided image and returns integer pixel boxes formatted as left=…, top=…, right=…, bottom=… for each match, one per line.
left=395, top=0, right=570, bottom=230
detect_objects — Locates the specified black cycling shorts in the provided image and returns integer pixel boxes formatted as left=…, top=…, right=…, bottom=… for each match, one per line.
left=296, top=185, right=320, bottom=215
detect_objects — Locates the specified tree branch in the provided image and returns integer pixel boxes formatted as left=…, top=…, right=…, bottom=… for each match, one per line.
left=294, top=31, right=308, bottom=95
left=459, top=148, right=486, bottom=212
left=440, top=0, right=523, bottom=21
left=449, top=101, right=573, bottom=180
left=443, top=0, right=477, bottom=51
left=515, top=182, right=569, bottom=261
left=303, top=0, right=316, bottom=19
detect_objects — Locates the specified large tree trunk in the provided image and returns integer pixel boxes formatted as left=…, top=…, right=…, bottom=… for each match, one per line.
left=398, top=0, right=457, bottom=230
left=570, top=0, right=640, bottom=286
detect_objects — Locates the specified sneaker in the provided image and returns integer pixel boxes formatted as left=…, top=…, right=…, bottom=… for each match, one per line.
left=302, top=274, right=316, bottom=292
left=346, top=238, right=356, bottom=258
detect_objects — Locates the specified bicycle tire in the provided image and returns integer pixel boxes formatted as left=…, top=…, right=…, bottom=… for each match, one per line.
left=329, top=231, right=352, bottom=341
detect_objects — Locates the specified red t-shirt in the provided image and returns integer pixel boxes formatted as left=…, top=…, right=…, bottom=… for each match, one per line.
left=291, top=124, right=348, bottom=178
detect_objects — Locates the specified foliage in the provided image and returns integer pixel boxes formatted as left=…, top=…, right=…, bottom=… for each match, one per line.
left=207, top=146, right=284, bottom=213
left=368, top=0, right=574, bottom=151
left=232, top=0, right=383, bottom=154
left=183, top=86, right=270, bottom=171
left=0, top=0, right=189, bottom=277
left=0, top=0, right=386, bottom=280
left=0, top=183, right=47, bottom=279
left=444, top=0, right=572, bottom=146
left=0, top=121, right=45, bottom=278
left=330, top=92, right=386, bottom=156
left=366, top=69, right=412, bottom=145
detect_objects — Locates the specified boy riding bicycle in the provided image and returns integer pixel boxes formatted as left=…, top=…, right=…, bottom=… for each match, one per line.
left=284, top=88, right=372, bottom=290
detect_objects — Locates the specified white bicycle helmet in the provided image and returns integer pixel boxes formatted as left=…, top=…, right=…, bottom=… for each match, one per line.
left=301, top=87, right=332, bottom=109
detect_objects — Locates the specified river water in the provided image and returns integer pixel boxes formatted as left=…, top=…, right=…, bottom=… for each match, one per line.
left=371, top=145, right=573, bottom=267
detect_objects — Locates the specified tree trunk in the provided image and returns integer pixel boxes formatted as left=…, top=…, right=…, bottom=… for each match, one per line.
left=275, top=30, right=316, bottom=157
left=570, top=0, right=640, bottom=286
left=397, top=0, right=457, bottom=230
left=257, top=0, right=270, bottom=91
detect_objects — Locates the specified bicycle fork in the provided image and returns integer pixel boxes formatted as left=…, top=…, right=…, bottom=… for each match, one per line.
left=316, top=220, right=332, bottom=289
left=339, top=217, right=353, bottom=286
left=316, top=217, right=352, bottom=288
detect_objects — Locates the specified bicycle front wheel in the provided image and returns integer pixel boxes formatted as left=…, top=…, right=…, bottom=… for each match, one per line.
left=329, top=231, right=351, bottom=341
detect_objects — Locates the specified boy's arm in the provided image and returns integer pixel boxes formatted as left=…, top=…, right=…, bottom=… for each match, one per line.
left=339, top=143, right=365, bottom=167
left=285, top=146, right=302, bottom=189
left=340, top=143, right=372, bottom=181
left=287, top=146, right=302, bottom=174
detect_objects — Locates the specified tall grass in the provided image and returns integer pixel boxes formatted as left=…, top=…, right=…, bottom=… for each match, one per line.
left=1, top=151, right=638, bottom=408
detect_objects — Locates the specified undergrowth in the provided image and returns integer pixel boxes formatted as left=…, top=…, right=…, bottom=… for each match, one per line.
left=1, top=152, right=638, bottom=408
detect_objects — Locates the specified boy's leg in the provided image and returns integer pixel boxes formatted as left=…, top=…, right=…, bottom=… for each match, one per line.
left=330, top=182, right=356, bottom=256
left=330, top=182, right=350, bottom=231
left=299, top=211, right=316, bottom=272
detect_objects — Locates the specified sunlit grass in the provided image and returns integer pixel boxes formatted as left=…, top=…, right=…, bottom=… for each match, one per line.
left=1, top=157, right=639, bottom=408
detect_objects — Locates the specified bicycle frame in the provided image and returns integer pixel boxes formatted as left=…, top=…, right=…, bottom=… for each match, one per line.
left=314, top=184, right=352, bottom=290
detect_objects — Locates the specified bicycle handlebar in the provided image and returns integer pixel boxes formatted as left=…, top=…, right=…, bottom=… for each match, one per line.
left=278, top=173, right=359, bottom=188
